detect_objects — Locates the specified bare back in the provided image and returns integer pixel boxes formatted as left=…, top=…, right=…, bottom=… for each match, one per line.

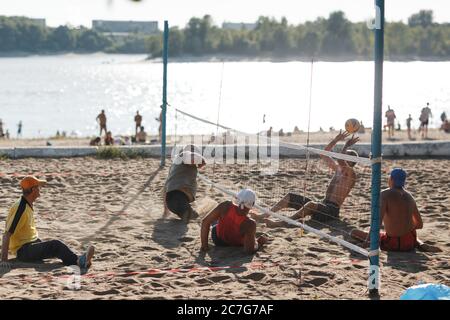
left=381, top=188, right=419, bottom=237
left=325, top=166, right=356, bottom=206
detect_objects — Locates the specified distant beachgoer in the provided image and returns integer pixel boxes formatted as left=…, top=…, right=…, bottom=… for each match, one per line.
left=419, top=103, right=432, bottom=139
left=0, top=119, right=4, bottom=138
left=134, top=111, right=142, bottom=136
left=440, top=111, right=447, bottom=123
left=104, top=131, right=114, bottom=146
left=155, top=108, right=163, bottom=142
left=293, top=126, right=301, bottom=135
left=163, top=145, right=206, bottom=223
left=385, top=105, right=396, bottom=139
left=17, top=121, right=22, bottom=138
left=260, top=131, right=359, bottom=227
left=89, top=137, right=101, bottom=146
left=5, top=130, right=10, bottom=139
left=96, top=110, right=107, bottom=137
left=200, top=189, right=268, bottom=254
left=351, top=168, right=441, bottom=252
left=0, top=176, right=95, bottom=274
left=358, top=121, right=366, bottom=134
left=406, top=114, right=413, bottom=140
left=440, top=120, right=450, bottom=133
left=278, top=129, right=285, bottom=137
left=136, top=126, right=147, bottom=143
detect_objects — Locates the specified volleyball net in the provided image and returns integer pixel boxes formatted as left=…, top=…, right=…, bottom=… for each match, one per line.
left=165, top=105, right=375, bottom=258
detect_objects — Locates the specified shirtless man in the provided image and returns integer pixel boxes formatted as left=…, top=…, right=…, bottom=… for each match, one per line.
left=96, top=110, right=107, bottom=137
left=385, top=105, right=396, bottom=139
left=419, top=103, right=432, bottom=139
left=262, top=131, right=359, bottom=227
left=200, top=189, right=268, bottom=254
left=134, top=111, right=142, bottom=136
left=351, top=168, right=441, bottom=252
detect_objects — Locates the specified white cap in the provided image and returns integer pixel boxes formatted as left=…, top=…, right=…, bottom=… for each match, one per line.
left=236, top=188, right=256, bottom=209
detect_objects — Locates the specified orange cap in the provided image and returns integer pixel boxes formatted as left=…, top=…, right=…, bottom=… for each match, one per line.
left=20, top=176, right=47, bottom=190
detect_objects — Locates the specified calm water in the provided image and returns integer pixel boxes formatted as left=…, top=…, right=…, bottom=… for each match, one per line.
left=0, top=54, right=449, bottom=138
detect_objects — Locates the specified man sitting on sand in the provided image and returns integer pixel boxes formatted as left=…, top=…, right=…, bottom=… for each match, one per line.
left=0, top=176, right=95, bottom=273
left=164, top=145, right=206, bottom=223
left=200, top=189, right=268, bottom=254
left=261, top=131, right=360, bottom=227
left=350, top=168, right=441, bottom=252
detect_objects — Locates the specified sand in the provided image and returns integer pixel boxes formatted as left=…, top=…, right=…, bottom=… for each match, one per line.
left=0, top=156, right=449, bottom=300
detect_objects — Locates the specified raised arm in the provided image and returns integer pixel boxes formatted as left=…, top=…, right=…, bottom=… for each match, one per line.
left=337, top=135, right=360, bottom=167
left=200, top=201, right=230, bottom=251
left=321, top=131, right=350, bottom=170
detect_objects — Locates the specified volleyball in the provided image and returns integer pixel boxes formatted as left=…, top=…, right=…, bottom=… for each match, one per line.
left=345, top=119, right=361, bottom=133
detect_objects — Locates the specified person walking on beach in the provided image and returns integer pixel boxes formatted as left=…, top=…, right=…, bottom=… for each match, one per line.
left=134, top=111, right=142, bottom=136
left=0, top=176, right=95, bottom=273
left=350, top=168, right=441, bottom=252
left=200, top=189, right=268, bottom=254
left=385, top=105, right=396, bottom=139
left=419, top=103, right=432, bottom=139
left=17, top=121, right=22, bottom=138
left=0, top=119, right=4, bottom=138
left=96, top=110, right=107, bottom=137
left=260, top=131, right=359, bottom=227
left=163, top=144, right=206, bottom=223
left=440, top=111, right=447, bottom=124
left=406, top=114, right=413, bottom=140
left=156, top=109, right=163, bottom=142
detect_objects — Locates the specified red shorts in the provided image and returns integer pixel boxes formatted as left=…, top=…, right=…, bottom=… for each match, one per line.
left=380, top=230, right=417, bottom=252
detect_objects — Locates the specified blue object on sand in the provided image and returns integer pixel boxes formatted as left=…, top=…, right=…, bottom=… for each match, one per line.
left=400, top=284, right=450, bottom=300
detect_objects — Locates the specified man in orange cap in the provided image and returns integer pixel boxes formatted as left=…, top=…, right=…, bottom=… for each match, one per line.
left=1, top=176, right=95, bottom=274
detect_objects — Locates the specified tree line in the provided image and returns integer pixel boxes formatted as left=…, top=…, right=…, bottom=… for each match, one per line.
left=1, top=11, right=449, bottom=60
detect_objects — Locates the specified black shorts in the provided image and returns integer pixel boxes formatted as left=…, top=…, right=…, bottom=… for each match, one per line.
left=285, top=193, right=340, bottom=222
left=421, top=120, right=429, bottom=126
left=165, top=190, right=192, bottom=218
left=211, top=223, right=229, bottom=247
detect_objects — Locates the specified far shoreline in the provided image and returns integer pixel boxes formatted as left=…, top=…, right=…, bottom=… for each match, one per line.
left=1, top=51, right=450, bottom=63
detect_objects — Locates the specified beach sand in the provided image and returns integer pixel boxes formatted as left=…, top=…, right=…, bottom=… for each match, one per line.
left=0, top=156, right=449, bottom=300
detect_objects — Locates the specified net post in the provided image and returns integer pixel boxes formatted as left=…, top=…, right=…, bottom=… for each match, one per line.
left=161, top=21, right=169, bottom=167
left=369, top=0, right=384, bottom=298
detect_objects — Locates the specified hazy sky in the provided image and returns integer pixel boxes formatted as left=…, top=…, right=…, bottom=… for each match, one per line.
left=1, top=0, right=449, bottom=29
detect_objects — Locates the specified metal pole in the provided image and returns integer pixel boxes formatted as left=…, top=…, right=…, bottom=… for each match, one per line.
left=161, top=21, right=169, bottom=167
left=369, top=0, right=384, bottom=297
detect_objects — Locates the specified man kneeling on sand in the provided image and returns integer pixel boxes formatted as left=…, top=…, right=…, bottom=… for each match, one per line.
left=0, top=176, right=95, bottom=273
left=200, top=189, right=268, bottom=254
left=351, top=168, right=441, bottom=252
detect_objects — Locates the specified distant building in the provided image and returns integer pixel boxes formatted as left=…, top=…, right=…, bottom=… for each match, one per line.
left=92, top=20, right=158, bottom=35
left=222, top=22, right=256, bottom=31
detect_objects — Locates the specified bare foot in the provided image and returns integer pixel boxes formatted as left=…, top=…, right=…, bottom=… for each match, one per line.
left=263, top=218, right=287, bottom=228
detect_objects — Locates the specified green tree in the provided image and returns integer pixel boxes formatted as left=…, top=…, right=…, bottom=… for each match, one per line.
left=408, top=10, right=434, bottom=28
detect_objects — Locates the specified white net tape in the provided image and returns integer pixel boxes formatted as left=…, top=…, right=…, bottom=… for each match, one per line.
left=174, top=107, right=373, bottom=166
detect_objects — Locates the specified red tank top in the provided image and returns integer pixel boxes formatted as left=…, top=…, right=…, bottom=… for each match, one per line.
left=216, top=203, right=248, bottom=246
